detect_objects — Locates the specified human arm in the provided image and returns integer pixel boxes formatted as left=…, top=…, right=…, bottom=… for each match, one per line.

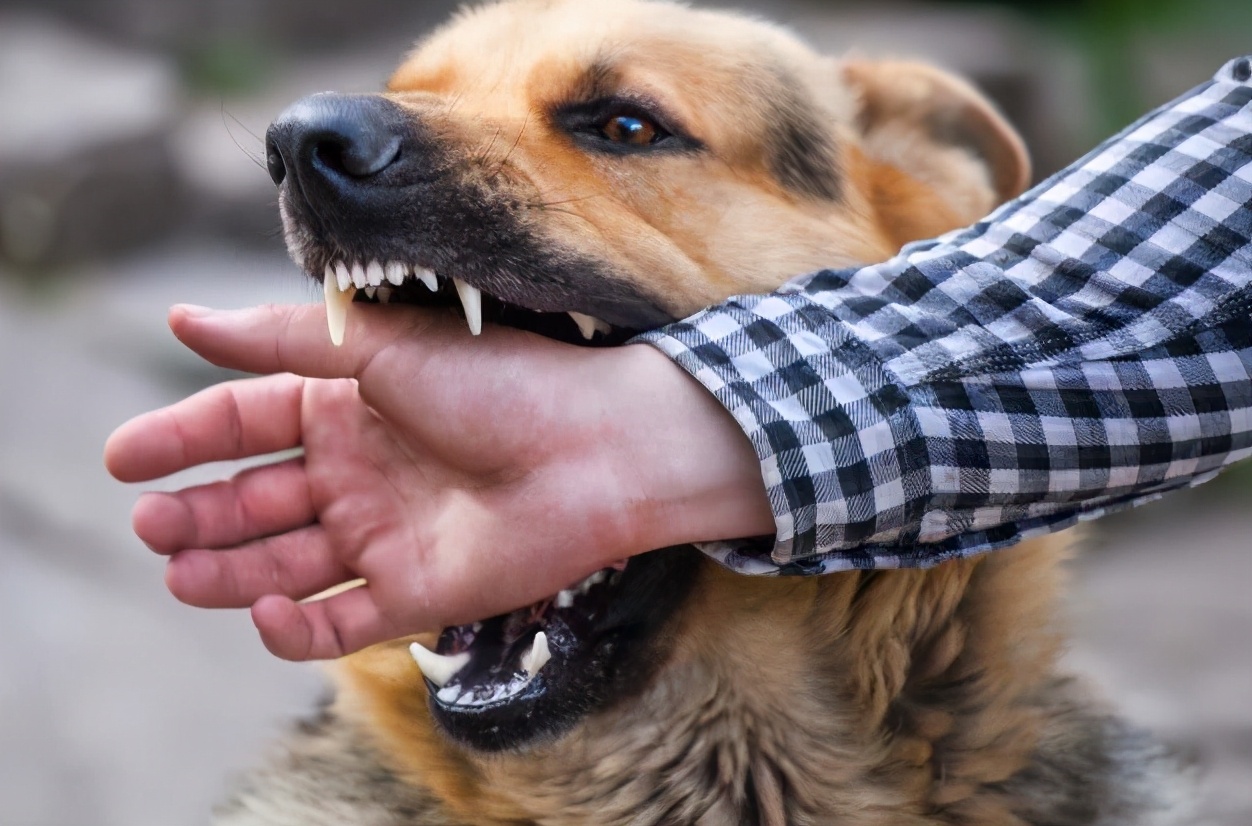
left=637, top=56, right=1252, bottom=573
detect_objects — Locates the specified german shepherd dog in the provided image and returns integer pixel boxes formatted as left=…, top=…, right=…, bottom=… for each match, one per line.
left=221, top=1, right=1194, bottom=823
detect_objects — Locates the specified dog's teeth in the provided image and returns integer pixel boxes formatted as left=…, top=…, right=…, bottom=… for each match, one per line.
left=453, top=278, right=483, bottom=336
left=365, top=261, right=385, bottom=287
left=436, top=685, right=461, bottom=704
left=521, top=631, right=551, bottom=678
left=408, top=642, right=471, bottom=688
left=569, top=312, right=597, bottom=340
left=334, top=262, right=352, bottom=293
left=578, top=570, right=607, bottom=595
left=385, top=262, right=407, bottom=286
left=350, top=263, right=368, bottom=290
left=376, top=286, right=393, bottom=304
left=416, top=267, right=438, bottom=292
left=324, top=271, right=356, bottom=347
left=364, top=286, right=377, bottom=300
left=568, top=312, right=610, bottom=340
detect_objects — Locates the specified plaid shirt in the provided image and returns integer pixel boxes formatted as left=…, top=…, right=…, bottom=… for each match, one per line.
left=637, top=56, right=1252, bottom=575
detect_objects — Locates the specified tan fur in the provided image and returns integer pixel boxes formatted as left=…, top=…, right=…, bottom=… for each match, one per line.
left=380, top=0, right=1029, bottom=319
left=220, top=2, right=1192, bottom=824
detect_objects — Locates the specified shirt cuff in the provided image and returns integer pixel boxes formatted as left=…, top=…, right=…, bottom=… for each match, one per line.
left=632, top=289, right=930, bottom=569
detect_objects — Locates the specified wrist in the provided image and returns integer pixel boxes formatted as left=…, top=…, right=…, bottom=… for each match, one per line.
left=603, top=344, right=774, bottom=555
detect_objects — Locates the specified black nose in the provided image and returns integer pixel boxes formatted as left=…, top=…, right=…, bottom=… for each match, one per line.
left=265, top=93, right=406, bottom=190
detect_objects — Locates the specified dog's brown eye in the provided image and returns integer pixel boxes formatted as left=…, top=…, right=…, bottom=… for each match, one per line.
left=557, top=98, right=696, bottom=155
left=601, top=115, right=660, bottom=145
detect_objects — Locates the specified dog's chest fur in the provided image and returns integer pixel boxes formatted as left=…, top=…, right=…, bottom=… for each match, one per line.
left=214, top=674, right=1194, bottom=826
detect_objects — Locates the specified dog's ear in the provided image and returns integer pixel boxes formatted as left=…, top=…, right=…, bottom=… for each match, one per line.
left=839, top=59, right=1030, bottom=246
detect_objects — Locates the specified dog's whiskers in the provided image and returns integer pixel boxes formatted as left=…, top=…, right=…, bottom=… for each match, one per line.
left=532, top=194, right=605, bottom=208
left=220, top=103, right=267, bottom=171
left=489, top=110, right=532, bottom=181
left=476, top=126, right=505, bottom=166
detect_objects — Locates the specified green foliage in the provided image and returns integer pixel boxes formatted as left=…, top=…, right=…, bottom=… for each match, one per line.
left=180, top=39, right=273, bottom=97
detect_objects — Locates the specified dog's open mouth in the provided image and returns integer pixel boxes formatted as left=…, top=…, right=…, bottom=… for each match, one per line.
left=299, top=252, right=697, bottom=751
left=410, top=549, right=700, bottom=752
left=269, top=88, right=701, bottom=749
left=318, top=258, right=640, bottom=348
left=416, top=561, right=628, bottom=707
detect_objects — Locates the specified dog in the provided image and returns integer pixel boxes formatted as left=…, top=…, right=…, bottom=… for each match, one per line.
left=218, top=1, right=1194, bottom=823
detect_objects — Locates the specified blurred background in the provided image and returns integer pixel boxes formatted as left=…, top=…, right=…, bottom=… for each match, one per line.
left=1, top=0, right=1249, bottom=823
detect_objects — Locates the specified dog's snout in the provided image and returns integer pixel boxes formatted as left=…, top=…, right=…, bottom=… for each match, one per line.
left=266, top=93, right=407, bottom=191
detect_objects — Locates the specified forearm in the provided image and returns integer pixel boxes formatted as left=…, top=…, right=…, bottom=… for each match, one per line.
left=602, top=343, right=774, bottom=554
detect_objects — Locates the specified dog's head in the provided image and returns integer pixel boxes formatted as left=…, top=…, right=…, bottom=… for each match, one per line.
left=265, top=0, right=1029, bottom=760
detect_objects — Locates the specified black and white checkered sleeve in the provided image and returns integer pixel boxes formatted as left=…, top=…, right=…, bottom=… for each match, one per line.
left=634, top=56, right=1252, bottom=575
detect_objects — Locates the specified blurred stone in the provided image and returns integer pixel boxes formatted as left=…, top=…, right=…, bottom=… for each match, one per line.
left=0, top=15, right=183, bottom=270
left=171, top=48, right=408, bottom=249
left=0, top=0, right=459, bottom=51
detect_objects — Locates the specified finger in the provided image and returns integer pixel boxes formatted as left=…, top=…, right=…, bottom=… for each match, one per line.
left=105, top=373, right=306, bottom=483
left=133, top=458, right=314, bottom=554
left=251, top=588, right=405, bottom=661
left=164, top=524, right=353, bottom=608
left=166, top=302, right=446, bottom=381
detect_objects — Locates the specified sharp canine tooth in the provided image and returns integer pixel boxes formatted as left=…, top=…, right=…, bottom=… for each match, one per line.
left=569, top=312, right=597, bottom=340
left=568, top=312, right=610, bottom=340
left=335, top=262, right=352, bottom=292
left=522, top=631, right=552, bottom=678
left=366, top=261, right=385, bottom=287
left=324, top=272, right=356, bottom=347
left=453, top=278, right=483, bottom=336
left=408, top=642, right=471, bottom=688
left=385, top=262, right=406, bottom=286
left=416, top=267, right=438, bottom=292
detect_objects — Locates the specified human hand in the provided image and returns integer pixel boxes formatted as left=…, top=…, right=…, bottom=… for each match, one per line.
left=104, top=303, right=772, bottom=660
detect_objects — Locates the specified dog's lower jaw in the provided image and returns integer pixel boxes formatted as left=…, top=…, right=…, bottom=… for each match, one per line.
left=228, top=536, right=1188, bottom=826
